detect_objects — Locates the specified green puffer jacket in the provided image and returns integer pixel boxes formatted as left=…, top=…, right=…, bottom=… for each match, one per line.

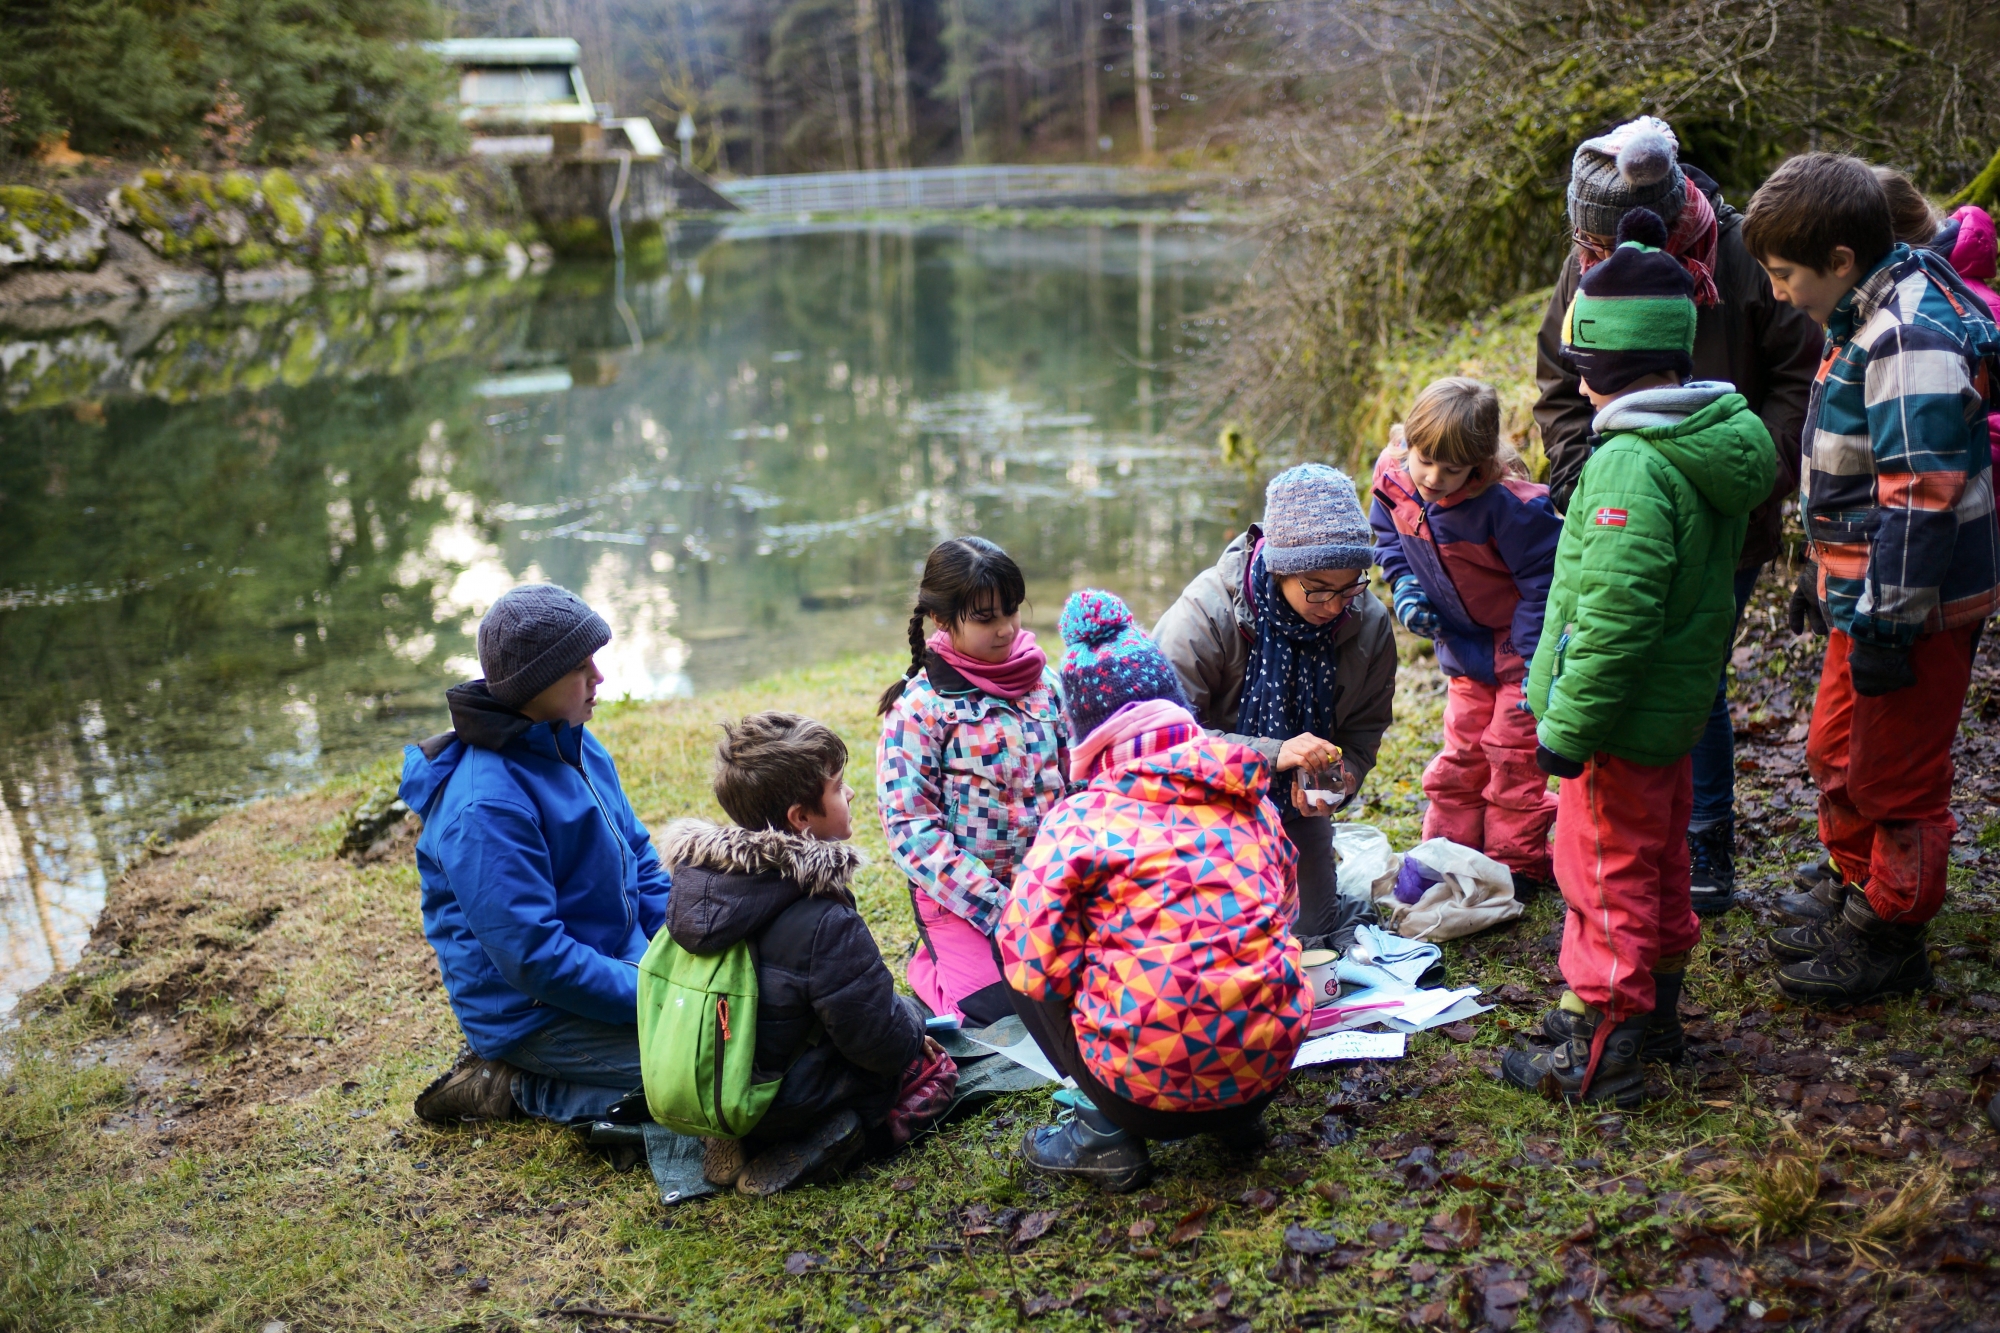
left=1527, top=382, right=1776, bottom=767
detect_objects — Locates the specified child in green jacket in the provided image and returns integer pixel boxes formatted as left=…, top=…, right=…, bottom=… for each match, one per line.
left=1501, top=208, right=1775, bottom=1108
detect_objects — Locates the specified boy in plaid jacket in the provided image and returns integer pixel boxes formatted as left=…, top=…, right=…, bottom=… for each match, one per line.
left=1744, top=153, right=2000, bottom=1005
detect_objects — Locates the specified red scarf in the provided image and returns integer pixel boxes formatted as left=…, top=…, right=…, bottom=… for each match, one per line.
left=1579, top=175, right=1722, bottom=307
left=926, top=628, right=1048, bottom=700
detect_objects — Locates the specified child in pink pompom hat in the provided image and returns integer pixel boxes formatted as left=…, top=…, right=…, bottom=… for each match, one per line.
left=1943, top=204, right=2000, bottom=467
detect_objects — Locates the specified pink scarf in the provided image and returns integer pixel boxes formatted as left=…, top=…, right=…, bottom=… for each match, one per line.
left=1071, top=699, right=1200, bottom=781
left=926, top=629, right=1048, bottom=700
left=1579, top=174, right=1722, bottom=307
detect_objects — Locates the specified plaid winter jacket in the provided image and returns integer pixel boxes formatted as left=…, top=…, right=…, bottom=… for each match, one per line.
left=996, top=731, right=1309, bottom=1113
left=1805, top=243, right=2000, bottom=646
left=876, top=664, right=1068, bottom=936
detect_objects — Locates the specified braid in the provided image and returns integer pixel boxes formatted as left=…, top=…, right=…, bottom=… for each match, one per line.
left=877, top=606, right=932, bottom=714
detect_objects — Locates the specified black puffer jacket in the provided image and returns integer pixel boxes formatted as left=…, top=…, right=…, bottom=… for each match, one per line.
left=1534, top=168, right=1822, bottom=571
left=663, top=819, right=923, bottom=1136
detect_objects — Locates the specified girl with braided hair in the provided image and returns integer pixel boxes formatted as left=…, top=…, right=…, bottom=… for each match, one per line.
left=876, top=537, right=1069, bottom=1026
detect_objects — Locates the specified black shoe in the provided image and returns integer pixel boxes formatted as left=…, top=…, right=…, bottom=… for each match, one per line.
left=737, top=1110, right=865, bottom=1196
left=1768, top=918, right=1839, bottom=963
left=1687, top=819, right=1736, bottom=916
left=1989, top=1092, right=2000, bottom=1135
left=1776, top=865, right=1850, bottom=923
left=1775, top=895, right=1933, bottom=1005
left=1537, top=978, right=1686, bottom=1065
left=1020, top=1106, right=1150, bottom=1192
left=1502, top=1008, right=1650, bottom=1108
left=414, top=1047, right=519, bottom=1124
left=1511, top=874, right=1553, bottom=903
left=1209, top=1113, right=1269, bottom=1156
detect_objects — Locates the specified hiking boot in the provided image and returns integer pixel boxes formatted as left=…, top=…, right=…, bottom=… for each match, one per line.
left=1775, top=895, right=1933, bottom=1006
left=1020, top=1105, right=1150, bottom=1192
left=1536, top=969, right=1687, bottom=1065
left=1776, top=862, right=1850, bottom=923
left=413, top=1048, right=519, bottom=1125
left=1502, top=1007, right=1651, bottom=1108
left=1989, top=1091, right=2000, bottom=1136
left=1686, top=819, right=1736, bottom=916
left=1767, top=917, right=1840, bottom=963
left=1511, top=874, right=1554, bottom=903
left=737, top=1110, right=865, bottom=1196
left=701, top=1136, right=747, bottom=1188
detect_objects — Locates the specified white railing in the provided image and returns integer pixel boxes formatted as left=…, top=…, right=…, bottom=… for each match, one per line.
left=716, top=165, right=1140, bottom=214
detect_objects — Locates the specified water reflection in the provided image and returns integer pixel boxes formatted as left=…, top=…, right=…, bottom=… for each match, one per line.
left=0, top=220, right=1248, bottom=1011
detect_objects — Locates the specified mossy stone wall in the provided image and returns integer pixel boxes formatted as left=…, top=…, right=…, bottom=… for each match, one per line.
left=0, top=187, right=109, bottom=270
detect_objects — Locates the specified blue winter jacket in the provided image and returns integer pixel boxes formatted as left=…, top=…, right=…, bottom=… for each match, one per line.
left=398, top=682, right=672, bottom=1058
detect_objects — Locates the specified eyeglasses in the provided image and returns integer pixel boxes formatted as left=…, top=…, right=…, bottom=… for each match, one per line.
left=1299, top=578, right=1366, bottom=605
left=1572, top=230, right=1613, bottom=256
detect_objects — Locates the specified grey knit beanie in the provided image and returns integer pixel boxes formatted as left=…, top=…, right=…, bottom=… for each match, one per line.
left=1567, top=116, right=1686, bottom=240
left=1260, top=464, right=1373, bottom=574
left=477, top=584, right=612, bottom=709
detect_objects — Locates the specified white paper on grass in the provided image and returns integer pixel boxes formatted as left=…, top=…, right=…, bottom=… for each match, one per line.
left=1381, top=997, right=1495, bottom=1034
left=961, top=1030, right=1071, bottom=1085
left=1293, top=1031, right=1407, bottom=1067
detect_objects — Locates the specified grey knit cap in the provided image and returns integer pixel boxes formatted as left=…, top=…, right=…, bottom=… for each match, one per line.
left=1260, top=464, right=1374, bottom=574
left=477, top=584, right=612, bottom=709
left=1567, top=116, right=1686, bottom=239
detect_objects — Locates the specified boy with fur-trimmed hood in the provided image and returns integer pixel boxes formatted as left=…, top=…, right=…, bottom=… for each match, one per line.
left=663, top=711, right=951, bottom=1196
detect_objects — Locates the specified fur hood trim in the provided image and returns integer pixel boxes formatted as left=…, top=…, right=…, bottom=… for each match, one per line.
left=663, top=817, right=861, bottom=901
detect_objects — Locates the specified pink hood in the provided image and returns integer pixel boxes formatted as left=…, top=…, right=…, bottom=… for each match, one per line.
left=1950, top=205, right=1997, bottom=284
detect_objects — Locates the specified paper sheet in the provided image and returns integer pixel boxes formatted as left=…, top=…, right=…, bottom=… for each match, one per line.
left=961, top=1026, right=1070, bottom=1085
left=1292, top=1030, right=1407, bottom=1067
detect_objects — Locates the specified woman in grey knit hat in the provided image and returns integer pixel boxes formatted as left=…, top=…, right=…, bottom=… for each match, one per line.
left=1152, top=464, right=1397, bottom=943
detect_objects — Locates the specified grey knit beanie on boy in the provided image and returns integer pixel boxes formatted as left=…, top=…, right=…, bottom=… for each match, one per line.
left=477, top=584, right=612, bottom=708
left=1567, top=115, right=1686, bottom=240
left=1260, top=464, right=1374, bottom=574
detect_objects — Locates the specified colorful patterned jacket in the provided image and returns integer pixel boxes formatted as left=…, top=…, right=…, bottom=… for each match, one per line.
left=1368, top=449, right=1563, bottom=685
left=1805, top=243, right=2000, bottom=646
left=876, top=661, right=1068, bottom=937
left=996, top=731, right=1309, bottom=1113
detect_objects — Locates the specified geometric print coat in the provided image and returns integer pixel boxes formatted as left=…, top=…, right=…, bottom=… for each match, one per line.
left=997, top=730, right=1309, bottom=1111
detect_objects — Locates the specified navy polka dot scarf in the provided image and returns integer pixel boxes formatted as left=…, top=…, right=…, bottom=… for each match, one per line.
left=1236, top=544, right=1345, bottom=807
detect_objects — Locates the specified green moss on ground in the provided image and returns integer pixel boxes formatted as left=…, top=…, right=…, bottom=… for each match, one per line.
left=2, top=634, right=1997, bottom=1332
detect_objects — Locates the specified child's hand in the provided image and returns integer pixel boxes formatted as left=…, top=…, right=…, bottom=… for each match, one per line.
left=922, top=1036, right=945, bottom=1061
left=1391, top=575, right=1441, bottom=638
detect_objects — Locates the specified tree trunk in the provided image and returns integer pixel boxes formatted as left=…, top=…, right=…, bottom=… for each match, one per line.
left=1164, top=0, right=1178, bottom=105
left=885, top=0, right=914, bottom=168
left=825, top=33, right=859, bottom=173
left=1131, top=0, right=1154, bottom=158
left=1002, top=54, right=1021, bottom=154
left=1081, top=0, right=1099, bottom=155
left=854, top=0, right=881, bottom=171
left=950, top=0, right=976, bottom=163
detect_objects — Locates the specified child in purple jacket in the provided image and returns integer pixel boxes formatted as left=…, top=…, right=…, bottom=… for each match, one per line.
left=1370, top=378, right=1565, bottom=890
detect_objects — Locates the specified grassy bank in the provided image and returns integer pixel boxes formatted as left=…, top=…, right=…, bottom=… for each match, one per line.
left=4, top=628, right=2000, bottom=1333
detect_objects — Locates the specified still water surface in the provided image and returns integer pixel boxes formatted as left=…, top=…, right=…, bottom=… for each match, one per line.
left=0, top=221, right=1249, bottom=1012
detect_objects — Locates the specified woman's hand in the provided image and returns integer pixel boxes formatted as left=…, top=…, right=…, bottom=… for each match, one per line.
left=1276, top=732, right=1341, bottom=773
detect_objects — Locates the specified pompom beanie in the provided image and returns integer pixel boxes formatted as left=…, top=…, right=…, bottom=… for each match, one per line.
left=1560, top=208, right=1697, bottom=395
left=1057, top=589, right=1191, bottom=740
left=1567, top=115, right=1687, bottom=239
left=1260, top=464, right=1374, bottom=575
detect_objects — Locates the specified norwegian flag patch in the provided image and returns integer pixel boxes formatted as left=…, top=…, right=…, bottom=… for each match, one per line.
left=1593, top=507, right=1629, bottom=527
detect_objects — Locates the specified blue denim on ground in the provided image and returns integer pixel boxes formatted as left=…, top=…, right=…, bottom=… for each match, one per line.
left=1689, top=565, right=1764, bottom=830
left=502, top=1010, right=644, bottom=1125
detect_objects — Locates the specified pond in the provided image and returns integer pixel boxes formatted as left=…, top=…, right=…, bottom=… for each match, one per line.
left=0, top=220, right=1253, bottom=1013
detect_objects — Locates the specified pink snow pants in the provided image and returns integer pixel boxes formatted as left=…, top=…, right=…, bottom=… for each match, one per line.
left=1422, top=675, right=1557, bottom=883
left=906, top=891, right=1005, bottom=1022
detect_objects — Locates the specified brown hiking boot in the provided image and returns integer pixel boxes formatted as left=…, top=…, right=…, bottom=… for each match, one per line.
left=413, top=1048, right=520, bottom=1125
left=1775, top=862, right=1850, bottom=923
left=737, top=1111, right=865, bottom=1196
left=1502, top=1006, right=1650, bottom=1108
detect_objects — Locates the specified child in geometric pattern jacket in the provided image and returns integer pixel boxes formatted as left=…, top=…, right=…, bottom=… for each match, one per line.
left=876, top=537, right=1069, bottom=1027
left=996, top=590, right=1310, bottom=1192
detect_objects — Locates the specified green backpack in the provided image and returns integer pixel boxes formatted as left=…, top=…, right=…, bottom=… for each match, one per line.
left=636, top=932, right=783, bottom=1138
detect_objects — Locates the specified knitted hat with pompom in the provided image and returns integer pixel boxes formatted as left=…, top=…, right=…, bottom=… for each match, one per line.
left=1567, top=115, right=1686, bottom=240
left=1561, top=207, right=1697, bottom=394
left=1057, top=588, right=1190, bottom=741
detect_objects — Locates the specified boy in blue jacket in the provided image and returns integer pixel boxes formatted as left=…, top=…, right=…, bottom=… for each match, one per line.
left=401, top=585, right=672, bottom=1125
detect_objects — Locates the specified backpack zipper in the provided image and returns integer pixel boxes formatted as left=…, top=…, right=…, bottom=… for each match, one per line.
left=714, top=998, right=729, bottom=1127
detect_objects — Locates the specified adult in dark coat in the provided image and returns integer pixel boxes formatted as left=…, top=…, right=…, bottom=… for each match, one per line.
left=1533, top=115, right=1820, bottom=913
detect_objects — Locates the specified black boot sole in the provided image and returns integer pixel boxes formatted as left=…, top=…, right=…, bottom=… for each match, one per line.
left=1773, top=965, right=1933, bottom=1006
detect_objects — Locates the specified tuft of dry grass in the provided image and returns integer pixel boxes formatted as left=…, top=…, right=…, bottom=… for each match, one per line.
left=1697, top=1136, right=1828, bottom=1247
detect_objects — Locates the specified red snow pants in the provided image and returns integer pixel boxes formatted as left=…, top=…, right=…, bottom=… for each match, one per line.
left=1807, top=625, right=1976, bottom=926
left=1554, top=752, right=1701, bottom=1022
left=1422, top=676, right=1557, bottom=882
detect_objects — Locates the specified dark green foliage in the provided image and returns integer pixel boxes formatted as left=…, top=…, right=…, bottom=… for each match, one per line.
left=0, top=0, right=465, bottom=159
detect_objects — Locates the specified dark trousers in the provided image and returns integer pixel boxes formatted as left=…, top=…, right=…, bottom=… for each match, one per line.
left=1001, top=978, right=1272, bottom=1142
